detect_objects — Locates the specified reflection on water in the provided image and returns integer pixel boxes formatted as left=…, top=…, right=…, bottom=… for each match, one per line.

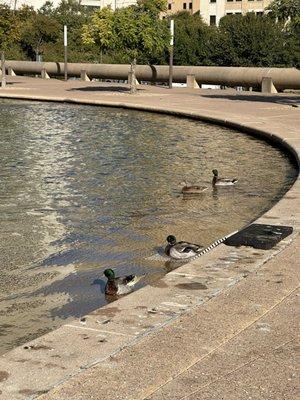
left=0, top=99, right=297, bottom=354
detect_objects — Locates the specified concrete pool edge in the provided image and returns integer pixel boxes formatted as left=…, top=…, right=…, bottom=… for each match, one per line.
left=0, top=81, right=299, bottom=400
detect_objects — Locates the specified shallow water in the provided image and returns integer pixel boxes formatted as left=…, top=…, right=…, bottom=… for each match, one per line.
left=0, top=99, right=297, bottom=354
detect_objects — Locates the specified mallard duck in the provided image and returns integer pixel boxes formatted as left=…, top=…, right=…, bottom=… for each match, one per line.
left=165, top=235, right=204, bottom=259
left=103, top=269, right=143, bottom=295
left=212, top=169, right=238, bottom=186
left=180, top=181, right=208, bottom=194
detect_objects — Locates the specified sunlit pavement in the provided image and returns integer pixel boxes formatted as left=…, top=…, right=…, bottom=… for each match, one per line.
left=0, top=76, right=299, bottom=400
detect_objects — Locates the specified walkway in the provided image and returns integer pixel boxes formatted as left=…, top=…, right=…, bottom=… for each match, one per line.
left=0, top=77, right=299, bottom=400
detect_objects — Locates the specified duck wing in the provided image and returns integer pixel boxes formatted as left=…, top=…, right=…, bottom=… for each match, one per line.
left=177, top=241, right=202, bottom=252
left=122, top=275, right=135, bottom=284
left=119, top=274, right=144, bottom=287
left=169, top=242, right=203, bottom=259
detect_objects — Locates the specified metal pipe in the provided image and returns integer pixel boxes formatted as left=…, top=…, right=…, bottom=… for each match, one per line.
left=5, top=60, right=300, bottom=89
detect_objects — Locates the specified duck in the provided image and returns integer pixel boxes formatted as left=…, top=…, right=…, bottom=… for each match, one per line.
left=103, top=268, right=143, bottom=295
left=180, top=181, right=208, bottom=194
left=212, top=169, right=238, bottom=187
left=165, top=235, right=204, bottom=259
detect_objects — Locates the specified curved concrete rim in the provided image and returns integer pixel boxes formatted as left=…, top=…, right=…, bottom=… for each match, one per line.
left=0, top=82, right=298, bottom=400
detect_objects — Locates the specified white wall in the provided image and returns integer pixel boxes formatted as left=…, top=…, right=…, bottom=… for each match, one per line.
left=199, top=0, right=226, bottom=26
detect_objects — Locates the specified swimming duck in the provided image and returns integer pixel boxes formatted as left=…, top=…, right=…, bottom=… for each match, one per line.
left=181, top=181, right=208, bottom=194
left=212, top=169, right=238, bottom=186
left=103, top=268, right=143, bottom=295
left=165, top=235, right=204, bottom=259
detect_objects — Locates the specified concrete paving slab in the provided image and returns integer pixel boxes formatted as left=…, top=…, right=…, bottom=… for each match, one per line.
left=38, top=234, right=299, bottom=400
left=0, top=77, right=299, bottom=400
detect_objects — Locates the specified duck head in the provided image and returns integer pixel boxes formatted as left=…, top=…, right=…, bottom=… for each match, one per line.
left=212, top=169, right=218, bottom=176
left=104, top=269, right=115, bottom=280
left=166, top=235, right=177, bottom=245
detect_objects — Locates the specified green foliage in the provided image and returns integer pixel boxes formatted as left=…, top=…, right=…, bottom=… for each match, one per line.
left=0, top=0, right=299, bottom=67
left=266, top=0, right=300, bottom=66
left=20, top=11, right=60, bottom=59
left=172, top=12, right=221, bottom=66
left=218, top=13, right=290, bottom=66
left=267, top=0, right=300, bottom=22
left=0, top=4, right=21, bottom=51
left=82, top=2, right=169, bottom=63
left=169, top=11, right=299, bottom=67
left=285, top=17, right=300, bottom=67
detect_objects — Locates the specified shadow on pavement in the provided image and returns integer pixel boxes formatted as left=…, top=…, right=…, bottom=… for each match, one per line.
left=68, top=86, right=145, bottom=93
left=201, top=93, right=300, bottom=106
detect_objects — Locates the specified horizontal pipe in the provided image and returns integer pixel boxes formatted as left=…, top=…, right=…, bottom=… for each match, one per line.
left=6, top=60, right=300, bottom=89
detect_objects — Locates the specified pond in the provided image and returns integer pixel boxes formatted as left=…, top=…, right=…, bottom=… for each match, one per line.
left=0, top=99, right=297, bottom=354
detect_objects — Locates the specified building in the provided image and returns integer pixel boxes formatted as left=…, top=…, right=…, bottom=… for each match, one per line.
left=224, top=0, right=268, bottom=17
left=166, top=0, right=271, bottom=25
left=79, top=0, right=136, bottom=9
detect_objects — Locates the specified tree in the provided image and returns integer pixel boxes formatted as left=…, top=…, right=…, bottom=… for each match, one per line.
left=267, top=0, right=300, bottom=22
left=267, top=0, right=300, bottom=67
left=39, top=0, right=101, bottom=62
left=171, top=12, right=226, bottom=66
left=20, top=11, right=60, bottom=60
left=0, top=4, right=21, bottom=51
left=218, top=13, right=290, bottom=67
left=82, top=1, right=169, bottom=64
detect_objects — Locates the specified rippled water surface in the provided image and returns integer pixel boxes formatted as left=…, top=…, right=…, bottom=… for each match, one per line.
left=0, top=99, right=297, bottom=354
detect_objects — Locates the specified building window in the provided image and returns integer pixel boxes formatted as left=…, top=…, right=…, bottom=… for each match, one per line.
left=168, top=3, right=172, bottom=9
left=235, top=12, right=242, bottom=14
left=210, top=0, right=216, bottom=3
left=183, top=2, right=187, bottom=9
left=227, top=0, right=233, bottom=2
left=236, top=0, right=242, bottom=2
left=210, top=15, right=216, bottom=25
left=226, top=12, right=233, bottom=15
left=256, top=11, right=263, bottom=15
left=189, top=2, right=192, bottom=9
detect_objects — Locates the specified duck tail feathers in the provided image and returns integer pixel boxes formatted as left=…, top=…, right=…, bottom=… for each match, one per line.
left=126, top=274, right=146, bottom=287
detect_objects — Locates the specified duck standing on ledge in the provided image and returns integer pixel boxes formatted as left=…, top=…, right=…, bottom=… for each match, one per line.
left=212, top=169, right=238, bottom=187
left=180, top=181, right=208, bottom=194
left=104, top=269, right=143, bottom=295
left=165, top=235, right=204, bottom=259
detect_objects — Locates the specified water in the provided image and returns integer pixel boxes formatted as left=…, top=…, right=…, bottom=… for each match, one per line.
left=0, top=99, right=297, bottom=354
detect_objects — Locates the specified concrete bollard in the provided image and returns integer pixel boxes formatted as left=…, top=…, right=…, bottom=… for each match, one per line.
left=127, top=73, right=139, bottom=86
left=129, top=59, right=138, bottom=94
left=7, top=67, right=16, bottom=76
left=41, top=68, right=50, bottom=79
left=186, top=74, right=200, bottom=89
left=261, top=77, right=278, bottom=93
left=80, top=70, right=90, bottom=82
